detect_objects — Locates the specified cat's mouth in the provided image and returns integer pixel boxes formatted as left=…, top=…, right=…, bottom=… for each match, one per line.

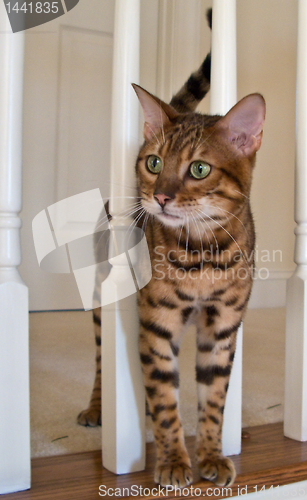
left=156, top=209, right=184, bottom=227
left=160, top=210, right=181, bottom=220
left=141, top=198, right=184, bottom=226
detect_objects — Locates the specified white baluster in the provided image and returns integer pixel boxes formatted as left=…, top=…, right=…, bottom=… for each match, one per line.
left=210, top=0, right=237, bottom=115
left=284, top=0, right=307, bottom=442
left=101, top=0, right=146, bottom=474
left=109, top=0, right=140, bottom=216
left=0, top=5, right=30, bottom=495
left=210, top=0, right=241, bottom=456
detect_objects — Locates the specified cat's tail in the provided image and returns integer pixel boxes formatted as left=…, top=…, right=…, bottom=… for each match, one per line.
left=170, top=8, right=212, bottom=113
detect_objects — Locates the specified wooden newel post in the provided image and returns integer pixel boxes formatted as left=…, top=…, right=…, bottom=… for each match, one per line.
left=0, top=5, right=30, bottom=495
left=101, top=0, right=146, bottom=474
left=210, top=0, right=242, bottom=456
left=284, top=0, right=307, bottom=442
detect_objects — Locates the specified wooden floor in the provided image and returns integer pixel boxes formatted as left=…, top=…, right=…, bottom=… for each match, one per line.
left=4, top=423, right=307, bottom=500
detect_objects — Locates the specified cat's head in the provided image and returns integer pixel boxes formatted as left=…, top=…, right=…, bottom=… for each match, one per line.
left=133, top=84, right=265, bottom=229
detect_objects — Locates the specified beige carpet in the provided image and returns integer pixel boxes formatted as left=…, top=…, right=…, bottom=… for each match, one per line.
left=29, top=307, right=285, bottom=458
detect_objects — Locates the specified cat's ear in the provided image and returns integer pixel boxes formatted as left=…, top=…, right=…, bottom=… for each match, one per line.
left=217, top=94, right=266, bottom=156
left=132, top=84, right=179, bottom=141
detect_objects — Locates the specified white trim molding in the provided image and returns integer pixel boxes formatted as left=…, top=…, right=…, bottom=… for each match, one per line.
left=250, top=269, right=294, bottom=309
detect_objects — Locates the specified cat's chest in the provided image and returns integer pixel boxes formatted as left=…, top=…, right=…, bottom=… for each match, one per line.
left=145, top=223, right=230, bottom=299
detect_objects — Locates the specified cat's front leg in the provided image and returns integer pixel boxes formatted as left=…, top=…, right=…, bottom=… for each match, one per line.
left=195, top=304, right=241, bottom=486
left=139, top=297, right=192, bottom=487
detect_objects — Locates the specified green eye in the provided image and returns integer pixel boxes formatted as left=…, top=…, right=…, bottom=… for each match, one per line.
left=146, top=155, right=163, bottom=174
left=190, top=161, right=211, bottom=179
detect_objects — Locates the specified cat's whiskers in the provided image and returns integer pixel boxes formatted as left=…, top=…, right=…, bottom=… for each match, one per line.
left=146, top=121, right=163, bottom=147
left=95, top=201, right=141, bottom=225
left=142, top=211, right=150, bottom=234
left=185, top=216, right=190, bottom=254
left=104, top=181, right=138, bottom=192
left=194, top=127, right=216, bottom=152
left=140, top=189, right=150, bottom=197
left=125, top=207, right=146, bottom=249
left=195, top=209, right=218, bottom=250
left=97, top=194, right=141, bottom=214
left=205, top=207, right=233, bottom=232
left=191, top=211, right=204, bottom=261
left=109, top=195, right=140, bottom=199
left=185, top=208, right=210, bottom=248
left=234, top=189, right=249, bottom=200
left=177, top=221, right=184, bottom=252
left=95, top=203, right=143, bottom=247
left=194, top=129, right=206, bottom=151
left=130, top=207, right=146, bottom=229
left=137, top=207, right=150, bottom=235
left=95, top=208, right=128, bottom=232
left=198, top=209, right=250, bottom=267
left=95, top=201, right=142, bottom=232
left=189, top=128, right=197, bottom=153
left=213, top=206, right=248, bottom=235
left=158, top=106, right=166, bottom=145
left=120, top=203, right=143, bottom=219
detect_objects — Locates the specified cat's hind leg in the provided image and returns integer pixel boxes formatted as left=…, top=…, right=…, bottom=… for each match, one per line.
left=77, top=307, right=102, bottom=426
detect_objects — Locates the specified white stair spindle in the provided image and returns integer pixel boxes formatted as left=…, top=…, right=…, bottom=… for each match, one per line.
left=109, top=0, right=140, bottom=217
left=210, top=0, right=237, bottom=115
left=101, top=0, right=146, bottom=474
left=210, top=0, right=242, bottom=457
left=284, top=0, right=307, bottom=442
left=0, top=5, right=30, bottom=495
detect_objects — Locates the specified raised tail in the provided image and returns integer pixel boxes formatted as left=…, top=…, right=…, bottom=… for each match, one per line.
left=169, top=8, right=212, bottom=113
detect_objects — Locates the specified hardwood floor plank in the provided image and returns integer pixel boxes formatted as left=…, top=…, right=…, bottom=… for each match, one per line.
left=2, top=423, right=307, bottom=499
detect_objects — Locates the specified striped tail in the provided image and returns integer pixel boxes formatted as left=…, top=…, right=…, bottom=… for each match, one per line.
left=170, top=8, right=212, bottom=113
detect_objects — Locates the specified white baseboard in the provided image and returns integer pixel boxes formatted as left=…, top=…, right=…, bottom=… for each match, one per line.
left=249, top=269, right=294, bottom=309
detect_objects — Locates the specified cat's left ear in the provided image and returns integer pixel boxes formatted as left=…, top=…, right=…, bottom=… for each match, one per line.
left=217, top=94, right=266, bottom=156
left=132, top=84, right=179, bottom=141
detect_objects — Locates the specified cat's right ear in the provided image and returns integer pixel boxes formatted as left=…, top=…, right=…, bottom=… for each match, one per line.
left=132, top=84, right=179, bottom=141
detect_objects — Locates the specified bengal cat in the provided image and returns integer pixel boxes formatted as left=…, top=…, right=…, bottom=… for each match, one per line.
left=78, top=40, right=265, bottom=489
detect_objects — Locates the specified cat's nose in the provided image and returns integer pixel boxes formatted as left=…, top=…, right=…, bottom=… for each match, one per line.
left=154, top=193, right=171, bottom=208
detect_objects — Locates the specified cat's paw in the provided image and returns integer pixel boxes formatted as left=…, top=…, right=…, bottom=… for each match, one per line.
left=199, top=456, right=236, bottom=486
left=77, top=408, right=101, bottom=427
left=155, top=463, right=193, bottom=487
